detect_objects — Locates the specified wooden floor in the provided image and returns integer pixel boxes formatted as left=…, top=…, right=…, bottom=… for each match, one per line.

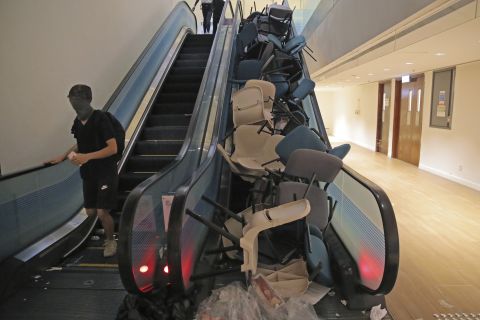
left=337, top=142, right=480, bottom=320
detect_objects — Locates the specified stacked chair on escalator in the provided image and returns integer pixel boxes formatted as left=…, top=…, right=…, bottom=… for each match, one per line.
left=193, top=3, right=354, bottom=300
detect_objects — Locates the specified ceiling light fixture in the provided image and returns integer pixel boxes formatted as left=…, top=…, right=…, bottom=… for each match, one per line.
left=355, top=76, right=361, bottom=79
left=367, top=73, right=374, bottom=76
left=405, top=62, right=414, bottom=65
left=434, top=52, right=446, bottom=56
left=383, top=68, right=390, bottom=71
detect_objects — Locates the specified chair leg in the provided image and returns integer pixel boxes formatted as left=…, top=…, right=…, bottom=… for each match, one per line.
left=186, top=209, right=240, bottom=245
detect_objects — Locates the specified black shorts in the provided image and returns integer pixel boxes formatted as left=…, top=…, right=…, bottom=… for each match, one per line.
left=83, top=174, right=118, bottom=210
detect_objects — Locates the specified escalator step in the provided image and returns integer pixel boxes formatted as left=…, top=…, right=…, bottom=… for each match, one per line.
left=167, top=74, right=204, bottom=83
left=119, top=172, right=155, bottom=191
left=168, top=66, right=206, bottom=75
left=134, top=140, right=183, bottom=155
left=182, top=41, right=214, bottom=46
left=174, top=59, right=208, bottom=68
left=126, top=155, right=176, bottom=172
left=178, top=53, right=210, bottom=60
left=142, top=126, right=188, bottom=140
left=152, top=103, right=194, bottom=114
left=147, top=114, right=191, bottom=126
left=180, top=46, right=212, bottom=54
left=162, top=82, right=201, bottom=92
left=158, top=92, right=198, bottom=103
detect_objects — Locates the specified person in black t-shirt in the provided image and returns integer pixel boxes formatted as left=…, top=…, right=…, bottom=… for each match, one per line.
left=48, top=84, right=118, bottom=257
left=212, top=0, right=225, bottom=35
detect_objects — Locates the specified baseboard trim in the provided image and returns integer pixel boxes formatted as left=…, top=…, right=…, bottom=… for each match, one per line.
left=419, top=164, right=480, bottom=191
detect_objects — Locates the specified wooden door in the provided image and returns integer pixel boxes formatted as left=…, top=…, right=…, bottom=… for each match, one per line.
left=397, top=76, right=424, bottom=166
left=376, top=82, right=392, bottom=155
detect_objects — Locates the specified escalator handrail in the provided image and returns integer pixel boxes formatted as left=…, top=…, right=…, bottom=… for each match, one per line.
left=118, top=0, right=234, bottom=294
left=284, top=0, right=399, bottom=295
left=0, top=1, right=196, bottom=182
left=166, top=0, right=239, bottom=294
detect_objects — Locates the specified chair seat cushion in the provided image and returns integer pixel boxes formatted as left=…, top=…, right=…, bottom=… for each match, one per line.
left=306, top=234, right=333, bottom=286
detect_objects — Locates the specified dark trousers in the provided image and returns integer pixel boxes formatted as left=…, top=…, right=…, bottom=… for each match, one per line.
left=212, top=13, right=220, bottom=35
left=201, top=4, right=212, bottom=33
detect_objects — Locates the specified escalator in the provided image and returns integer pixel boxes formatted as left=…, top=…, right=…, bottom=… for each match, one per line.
left=117, top=34, right=214, bottom=222
left=0, top=16, right=216, bottom=320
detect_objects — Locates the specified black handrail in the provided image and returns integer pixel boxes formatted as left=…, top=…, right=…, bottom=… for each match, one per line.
left=0, top=163, right=54, bottom=181
left=0, top=1, right=197, bottom=182
left=339, top=164, right=399, bottom=295
left=167, top=0, right=238, bottom=294
left=118, top=0, right=233, bottom=294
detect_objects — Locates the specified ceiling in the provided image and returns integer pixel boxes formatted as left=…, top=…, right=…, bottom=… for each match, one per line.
left=313, top=12, right=480, bottom=90
left=238, top=0, right=480, bottom=90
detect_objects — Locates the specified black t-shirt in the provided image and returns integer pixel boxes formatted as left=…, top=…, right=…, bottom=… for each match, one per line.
left=71, top=110, right=117, bottom=180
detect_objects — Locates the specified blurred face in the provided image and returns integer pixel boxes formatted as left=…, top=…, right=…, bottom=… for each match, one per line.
left=69, top=96, right=92, bottom=121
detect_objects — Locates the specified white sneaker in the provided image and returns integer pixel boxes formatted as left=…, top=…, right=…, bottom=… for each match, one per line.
left=103, top=239, right=117, bottom=257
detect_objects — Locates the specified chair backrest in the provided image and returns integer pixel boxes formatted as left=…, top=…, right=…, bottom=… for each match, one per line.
left=232, top=125, right=271, bottom=160
left=268, top=4, right=293, bottom=21
left=260, top=42, right=275, bottom=64
left=267, top=34, right=283, bottom=50
left=266, top=74, right=289, bottom=98
left=237, top=60, right=263, bottom=81
left=241, top=199, right=310, bottom=273
left=291, top=79, right=315, bottom=101
left=232, top=86, right=265, bottom=127
left=328, top=143, right=351, bottom=159
left=236, top=22, right=258, bottom=57
left=275, top=126, right=327, bottom=164
left=245, top=80, right=275, bottom=117
left=284, top=35, right=306, bottom=55
left=284, top=149, right=343, bottom=183
left=277, top=181, right=329, bottom=230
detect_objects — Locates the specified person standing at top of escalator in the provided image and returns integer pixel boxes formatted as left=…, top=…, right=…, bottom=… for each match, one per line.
left=212, top=0, right=225, bottom=35
left=47, top=84, right=118, bottom=258
left=193, top=0, right=213, bottom=34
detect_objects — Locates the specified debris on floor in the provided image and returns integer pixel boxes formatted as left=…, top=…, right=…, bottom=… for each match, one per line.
left=370, top=304, right=387, bottom=320
left=197, top=281, right=319, bottom=320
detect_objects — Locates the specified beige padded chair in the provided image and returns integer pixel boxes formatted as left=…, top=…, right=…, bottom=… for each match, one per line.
left=231, top=86, right=265, bottom=127
left=245, top=80, right=276, bottom=123
left=240, top=199, right=310, bottom=274
left=231, top=125, right=284, bottom=174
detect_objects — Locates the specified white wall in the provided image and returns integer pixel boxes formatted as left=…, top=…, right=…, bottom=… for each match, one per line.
left=314, top=90, right=334, bottom=135
left=0, top=0, right=182, bottom=174
left=303, top=0, right=435, bottom=72
left=318, top=61, right=480, bottom=191
left=317, top=83, right=379, bottom=150
left=419, top=61, right=480, bottom=191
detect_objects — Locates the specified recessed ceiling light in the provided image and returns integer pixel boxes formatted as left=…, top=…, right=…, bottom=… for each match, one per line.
left=434, top=52, right=446, bottom=56
left=367, top=73, right=374, bottom=76
left=346, top=79, right=351, bottom=82
left=383, top=68, right=390, bottom=71
left=355, top=76, right=361, bottom=79
left=405, top=62, right=414, bottom=65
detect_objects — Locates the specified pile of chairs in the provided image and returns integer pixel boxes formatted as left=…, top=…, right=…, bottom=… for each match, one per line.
left=188, top=3, right=352, bottom=300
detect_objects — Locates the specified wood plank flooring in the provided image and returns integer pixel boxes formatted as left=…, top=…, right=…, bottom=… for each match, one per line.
left=336, top=141, right=480, bottom=320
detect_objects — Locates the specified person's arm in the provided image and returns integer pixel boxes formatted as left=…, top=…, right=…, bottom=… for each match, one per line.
left=193, top=0, right=200, bottom=10
left=71, top=138, right=117, bottom=166
left=46, top=144, right=78, bottom=164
